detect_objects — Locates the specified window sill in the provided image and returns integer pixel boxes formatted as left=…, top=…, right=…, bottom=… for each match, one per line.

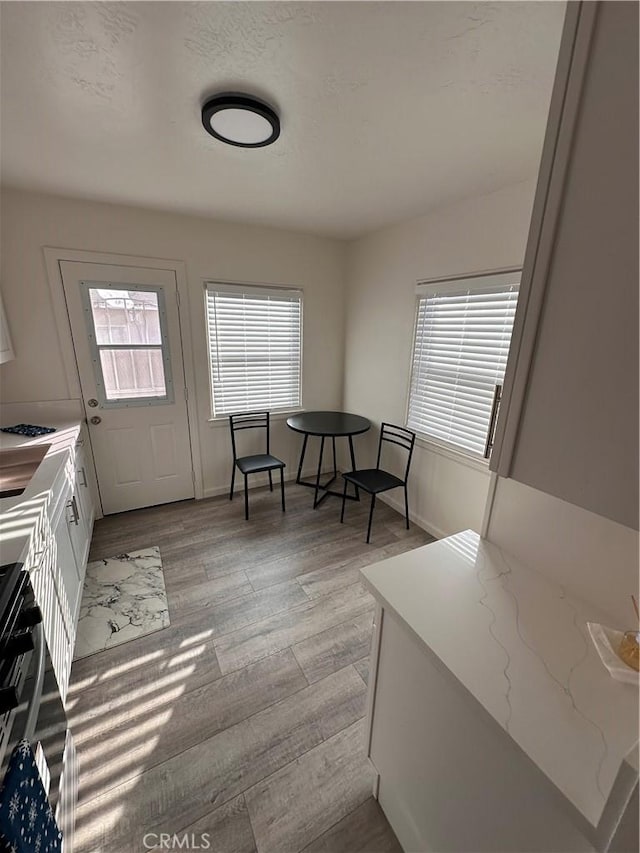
left=413, top=434, right=490, bottom=473
left=207, top=408, right=304, bottom=428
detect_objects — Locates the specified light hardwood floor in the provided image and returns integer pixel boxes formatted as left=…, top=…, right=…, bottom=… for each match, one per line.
left=68, top=483, right=434, bottom=853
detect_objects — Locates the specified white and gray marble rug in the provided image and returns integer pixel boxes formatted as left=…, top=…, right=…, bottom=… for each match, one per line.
left=74, top=546, right=170, bottom=660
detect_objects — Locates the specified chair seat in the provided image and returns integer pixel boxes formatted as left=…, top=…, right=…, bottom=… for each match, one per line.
left=236, top=453, right=285, bottom=475
left=342, top=468, right=404, bottom=494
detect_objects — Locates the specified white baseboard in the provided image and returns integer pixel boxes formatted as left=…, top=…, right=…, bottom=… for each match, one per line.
left=378, top=491, right=445, bottom=541
left=201, top=466, right=336, bottom=500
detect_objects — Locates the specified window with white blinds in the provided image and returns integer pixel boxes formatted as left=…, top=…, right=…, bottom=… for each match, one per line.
left=205, top=283, right=302, bottom=416
left=407, top=271, right=520, bottom=458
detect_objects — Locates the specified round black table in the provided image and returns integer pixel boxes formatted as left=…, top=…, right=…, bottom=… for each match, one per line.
left=286, top=411, right=371, bottom=508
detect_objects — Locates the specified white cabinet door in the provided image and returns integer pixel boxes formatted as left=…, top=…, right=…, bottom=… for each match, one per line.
left=0, top=289, right=14, bottom=364
left=66, top=488, right=89, bottom=581
left=51, top=441, right=93, bottom=665
left=74, top=439, right=95, bottom=549
left=54, top=509, right=81, bottom=651
left=30, top=538, right=73, bottom=704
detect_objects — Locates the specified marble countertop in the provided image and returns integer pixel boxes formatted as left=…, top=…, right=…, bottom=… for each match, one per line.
left=0, top=418, right=83, bottom=566
left=360, top=530, right=639, bottom=831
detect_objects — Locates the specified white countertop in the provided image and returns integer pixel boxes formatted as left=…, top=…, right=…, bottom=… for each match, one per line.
left=0, top=419, right=83, bottom=566
left=360, top=530, right=639, bottom=830
left=0, top=420, right=81, bottom=451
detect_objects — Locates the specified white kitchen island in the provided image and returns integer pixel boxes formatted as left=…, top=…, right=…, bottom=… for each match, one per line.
left=360, top=531, right=638, bottom=853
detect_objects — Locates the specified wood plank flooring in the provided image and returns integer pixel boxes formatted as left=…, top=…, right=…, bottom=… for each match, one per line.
left=68, top=484, right=433, bottom=852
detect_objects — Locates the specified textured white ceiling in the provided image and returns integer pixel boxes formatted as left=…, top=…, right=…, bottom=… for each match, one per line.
left=0, top=1, right=565, bottom=238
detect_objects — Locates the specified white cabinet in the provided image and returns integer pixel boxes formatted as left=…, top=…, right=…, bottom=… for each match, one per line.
left=2, top=422, right=96, bottom=703
left=0, top=289, right=14, bottom=364
left=361, top=535, right=639, bottom=853
left=52, top=436, right=94, bottom=657
left=36, top=430, right=94, bottom=702
left=366, top=608, right=597, bottom=853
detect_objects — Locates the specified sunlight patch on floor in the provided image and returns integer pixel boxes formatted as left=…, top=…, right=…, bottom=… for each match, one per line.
left=68, top=666, right=198, bottom=736
left=179, top=629, right=214, bottom=647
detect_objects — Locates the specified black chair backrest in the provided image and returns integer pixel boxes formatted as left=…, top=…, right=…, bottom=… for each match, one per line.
left=376, top=423, right=416, bottom=483
left=229, top=411, right=271, bottom=461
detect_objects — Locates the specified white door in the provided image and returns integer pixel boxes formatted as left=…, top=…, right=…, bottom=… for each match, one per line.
left=60, top=261, right=195, bottom=514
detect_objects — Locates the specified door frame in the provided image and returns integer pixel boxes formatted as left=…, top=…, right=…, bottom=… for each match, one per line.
left=43, top=247, right=204, bottom=504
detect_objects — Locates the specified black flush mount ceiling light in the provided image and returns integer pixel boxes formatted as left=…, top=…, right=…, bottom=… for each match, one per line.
left=201, top=93, right=280, bottom=148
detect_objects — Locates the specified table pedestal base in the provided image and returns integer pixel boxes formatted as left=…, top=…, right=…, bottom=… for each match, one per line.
left=295, top=433, right=361, bottom=508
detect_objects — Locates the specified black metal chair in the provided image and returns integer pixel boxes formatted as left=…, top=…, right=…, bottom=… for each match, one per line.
left=229, top=411, right=286, bottom=520
left=340, top=423, right=416, bottom=544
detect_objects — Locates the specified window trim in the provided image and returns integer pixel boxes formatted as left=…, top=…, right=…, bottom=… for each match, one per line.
left=413, top=432, right=491, bottom=473
left=405, top=267, right=521, bottom=462
left=80, top=280, right=175, bottom=409
left=204, top=280, right=304, bottom=419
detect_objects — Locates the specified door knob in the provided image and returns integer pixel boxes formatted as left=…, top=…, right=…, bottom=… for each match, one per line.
left=87, top=399, right=99, bottom=408
left=90, top=416, right=102, bottom=425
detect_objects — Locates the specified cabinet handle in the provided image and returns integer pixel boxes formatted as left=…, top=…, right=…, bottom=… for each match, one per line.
left=79, top=467, right=87, bottom=488
left=483, top=383, right=503, bottom=460
left=67, top=496, right=79, bottom=526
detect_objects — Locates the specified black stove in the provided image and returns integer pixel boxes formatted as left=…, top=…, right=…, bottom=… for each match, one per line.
left=0, top=562, right=42, bottom=717
left=0, top=562, right=76, bottom=846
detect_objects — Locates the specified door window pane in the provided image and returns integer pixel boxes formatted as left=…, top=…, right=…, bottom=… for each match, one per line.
left=89, top=288, right=162, bottom=345
left=99, top=348, right=167, bottom=400
left=83, top=282, right=173, bottom=406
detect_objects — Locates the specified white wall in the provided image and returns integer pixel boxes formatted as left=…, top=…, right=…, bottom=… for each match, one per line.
left=343, top=180, right=536, bottom=538
left=0, top=188, right=346, bottom=497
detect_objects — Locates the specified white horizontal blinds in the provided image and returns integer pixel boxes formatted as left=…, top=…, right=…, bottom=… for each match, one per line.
left=408, top=278, right=519, bottom=457
left=206, top=284, right=302, bottom=416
